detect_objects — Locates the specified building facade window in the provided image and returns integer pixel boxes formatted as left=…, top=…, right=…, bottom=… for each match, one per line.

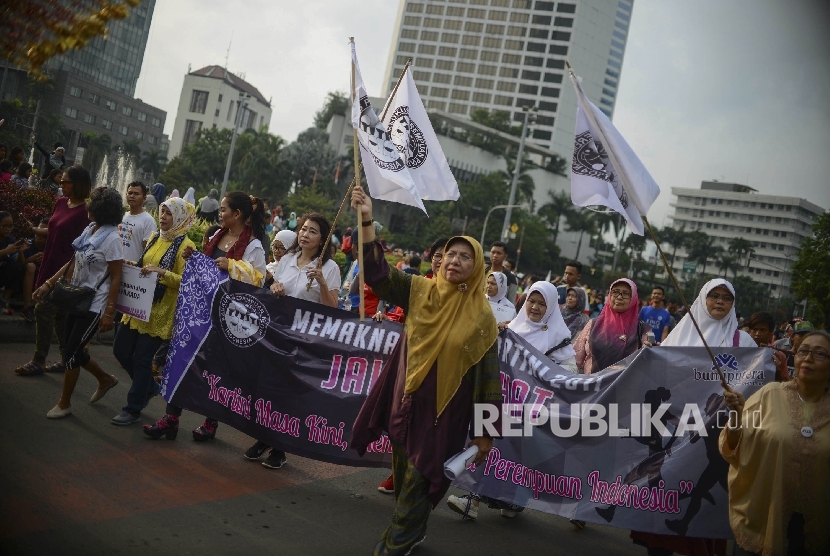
left=65, top=107, right=78, bottom=118
left=122, top=106, right=133, bottom=117
left=137, top=111, right=147, bottom=122
left=189, top=90, right=209, bottom=114
left=134, top=130, right=144, bottom=140
left=70, top=86, right=82, bottom=98
left=151, top=117, right=161, bottom=127
left=119, top=125, right=128, bottom=135
left=183, top=119, right=203, bottom=147
left=89, top=93, right=100, bottom=104
left=106, top=99, right=117, bottom=111
left=84, top=113, right=96, bottom=124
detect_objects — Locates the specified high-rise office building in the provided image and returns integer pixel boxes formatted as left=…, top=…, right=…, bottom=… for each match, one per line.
left=45, top=0, right=156, bottom=97
left=382, top=0, right=631, bottom=157
left=668, top=181, right=825, bottom=298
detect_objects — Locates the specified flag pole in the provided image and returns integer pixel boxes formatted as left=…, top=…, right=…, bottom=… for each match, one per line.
left=566, top=60, right=729, bottom=388
left=307, top=51, right=415, bottom=311
left=351, top=37, right=366, bottom=321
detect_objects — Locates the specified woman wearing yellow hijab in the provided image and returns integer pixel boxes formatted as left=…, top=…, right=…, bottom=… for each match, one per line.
left=350, top=186, right=501, bottom=556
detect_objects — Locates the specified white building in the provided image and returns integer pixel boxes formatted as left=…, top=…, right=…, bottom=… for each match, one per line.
left=381, top=0, right=631, bottom=158
left=167, top=65, right=272, bottom=159
left=668, top=181, right=826, bottom=297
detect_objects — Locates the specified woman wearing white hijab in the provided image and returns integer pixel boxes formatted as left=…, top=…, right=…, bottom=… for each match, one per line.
left=662, top=278, right=755, bottom=348
left=183, top=187, right=196, bottom=205
left=447, top=281, right=575, bottom=521
left=265, top=229, right=297, bottom=279
left=486, top=271, right=516, bottom=322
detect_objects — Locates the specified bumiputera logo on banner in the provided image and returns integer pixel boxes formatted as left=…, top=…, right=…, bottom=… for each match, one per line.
left=219, top=293, right=270, bottom=348
left=572, top=130, right=629, bottom=209
left=387, top=106, right=428, bottom=169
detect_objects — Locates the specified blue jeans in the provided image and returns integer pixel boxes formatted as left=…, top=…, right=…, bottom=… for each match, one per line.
left=113, top=325, right=162, bottom=415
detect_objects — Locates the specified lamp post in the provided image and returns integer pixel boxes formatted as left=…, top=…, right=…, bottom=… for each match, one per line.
left=481, top=204, right=523, bottom=247
left=500, top=104, right=537, bottom=240
left=220, top=92, right=251, bottom=199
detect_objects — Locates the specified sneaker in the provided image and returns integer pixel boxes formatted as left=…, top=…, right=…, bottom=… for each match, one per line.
left=500, top=508, right=517, bottom=518
left=111, top=411, right=141, bottom=426
left=500, top=503, right=524, bottom=518
left=244, top=441, right=269, bottom=460
left=447, top=494, right=478, bottom=520
left=262, top=449, right=287, bottom=469
left=570, top=519, right=586, bottom=530
left=377, top=474, right=394, bottom=494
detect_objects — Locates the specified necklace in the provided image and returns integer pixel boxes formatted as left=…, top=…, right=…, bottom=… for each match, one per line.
left=222, top=232, right=240, bottom=251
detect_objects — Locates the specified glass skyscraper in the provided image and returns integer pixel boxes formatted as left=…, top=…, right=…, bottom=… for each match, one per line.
left=46, top=0, right=156, bottom=97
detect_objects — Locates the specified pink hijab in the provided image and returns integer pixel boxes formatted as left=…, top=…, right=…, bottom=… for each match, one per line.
left=589, top=278, right=644, bottom=372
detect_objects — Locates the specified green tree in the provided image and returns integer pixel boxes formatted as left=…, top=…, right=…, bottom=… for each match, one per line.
left=235, top=125, right=290, bottom=199
left=285, top=185, right=337, bottom=222
left=716, top=253, right=740, bottom=281
left=728, top=236, right=755, bottom=268
left=537, top=190, right=574, bottom=245
left=791, top=212, right=830, bottom=329
left=313, top=91, right=350, bottom=130
left=733, top=276, right=774, bottom=319
left=658, top=225, right=687, bottom=268
left=565, top=207, right=597, bottom=261
left=120, top=139, right=142, bottom=162
left=283, top=127, right=339, bottom=191
left=80, top=131, right=112, bottom=178
left=139, top=148, right=167, bottom=180
left=685, top=231, right=722, bottom=277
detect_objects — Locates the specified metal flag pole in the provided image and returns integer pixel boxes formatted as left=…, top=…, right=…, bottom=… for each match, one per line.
left=565, top=60, right=729, bottom=387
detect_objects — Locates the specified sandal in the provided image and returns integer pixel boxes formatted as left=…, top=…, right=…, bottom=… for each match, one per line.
left=44, top=362, right=66, bottom=373
left=15, top=361, right=45, bottom=376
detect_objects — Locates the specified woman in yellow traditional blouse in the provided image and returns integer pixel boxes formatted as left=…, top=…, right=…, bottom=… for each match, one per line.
left=721, top=330, right=830, bottom=556
left=111, top=198, right=196, bottom=426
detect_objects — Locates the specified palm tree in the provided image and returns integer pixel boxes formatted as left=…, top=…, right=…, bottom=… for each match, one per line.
left=80, top=131, right=112, bottom=177
left=728, top=237, right=755, bottom=269
left=565, top=207, right=597, bottom=261
left=538, top=190, right=574, bottom=245
left=120, top=139, right=142, bottom=163
left=139, top=149, right=168, bottom=181
left=685, top=231, right=723, bottom=277
left=623, top=232, right=648, bottom=279
left=716, top=254, right=740, bottom=281
left=658, top=225, right=687, bottom=269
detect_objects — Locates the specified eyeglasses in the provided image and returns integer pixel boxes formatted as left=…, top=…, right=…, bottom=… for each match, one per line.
left=444, top=250, right=473, bottom=263
left=795, top=348, right=829, bottom=362
left=610, top=289, right=632, bottom=299
left=271, top=245, right=286, bottom=253
left=707, top=293, right=735, bottom=304
left=431, top=252, right=443, bottom=261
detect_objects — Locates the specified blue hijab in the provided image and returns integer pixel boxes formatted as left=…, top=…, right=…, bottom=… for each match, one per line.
left=151, top=183, right=165, bottom=206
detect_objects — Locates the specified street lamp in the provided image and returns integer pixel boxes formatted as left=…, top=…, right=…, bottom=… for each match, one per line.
left=500, top=104, right=537, bottom=240
left=220, top=92, right=251, bottom=199
left=481, top=204, right=523, bottom=246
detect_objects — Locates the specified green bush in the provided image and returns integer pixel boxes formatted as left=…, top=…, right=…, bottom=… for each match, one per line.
left=0, top=180, right=58, bottom=236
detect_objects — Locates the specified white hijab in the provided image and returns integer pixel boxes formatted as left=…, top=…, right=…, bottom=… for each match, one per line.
left=183, top=187, right=196, bottom=204
left=509, top=281, right=576, bottom=363
left=662, top=278, right=753, bottom=347
left=487, top=271, right=516, bottom=320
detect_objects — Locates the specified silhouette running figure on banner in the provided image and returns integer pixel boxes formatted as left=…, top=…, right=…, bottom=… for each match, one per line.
left=664, top=393, right=729, bottom=536
left=596, top=387, right=679, bottom=523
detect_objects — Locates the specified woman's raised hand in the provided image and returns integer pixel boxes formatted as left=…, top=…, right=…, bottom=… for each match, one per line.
left=350, top=185, right=372, bottom=220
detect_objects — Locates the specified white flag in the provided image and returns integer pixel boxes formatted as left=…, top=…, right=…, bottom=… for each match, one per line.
left=380, top=70, right=459, bottom=202
left=568, top=70, right=660, bottom=235
left=350, top=43, right=426, bottom=213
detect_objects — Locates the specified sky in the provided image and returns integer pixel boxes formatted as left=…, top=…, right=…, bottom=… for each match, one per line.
left=135, top=0, right=830, bottom=224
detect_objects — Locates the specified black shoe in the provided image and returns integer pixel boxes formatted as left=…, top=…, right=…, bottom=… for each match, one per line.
left=665, top=518, right=687, bottom=536
left=595, top=505, right=616, bottom=522
left=245, top=441, right=269, bottom=460
left=570, top=519, right=586, bottom=530
left=262, top=449, right=287, bottom=469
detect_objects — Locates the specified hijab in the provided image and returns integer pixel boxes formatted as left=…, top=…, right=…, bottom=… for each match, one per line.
left=509, top=281, right=575, bottom=363
left=151, top=183, right=165, bottom=205
left=200, top=188, right=220, bottom=213
left=183, top=187, right=196, bottom=205
left=287, top=211, right=297, bottom=229
left=158, top=198, right=196, bottom=242
left=487, top=271, right=510, bottom=305
left=561, top=287, right=590, bottom=340
left=168, top=189, right=180, bottom=199
left=662, top=278, right=744, bottom=347
left=274, top=229, right=297, bottom=250
left=589, top=278, right=643, bottom=372
left=405, top=236, right=498, bottom=417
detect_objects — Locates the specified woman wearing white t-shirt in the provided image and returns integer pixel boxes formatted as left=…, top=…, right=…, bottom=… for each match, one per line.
left=35, top=186, right=124, bottom=419
left=244, top=213, right=341, bottom=469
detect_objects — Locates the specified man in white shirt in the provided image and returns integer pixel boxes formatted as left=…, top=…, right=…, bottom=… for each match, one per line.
left=118, top=181, right=158, bottom=264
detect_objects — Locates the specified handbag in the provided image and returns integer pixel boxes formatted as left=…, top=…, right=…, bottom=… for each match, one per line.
left=45, top=264, right=110, bottom=316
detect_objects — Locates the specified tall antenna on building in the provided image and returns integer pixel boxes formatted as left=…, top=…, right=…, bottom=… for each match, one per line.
left=224, top=30, right=233, bottom=71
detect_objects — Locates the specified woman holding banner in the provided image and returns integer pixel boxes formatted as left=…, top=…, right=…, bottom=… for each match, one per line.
left=144, top=191, right=267, bottom=442
left=447, top=280, right=575, bottom=521
left=349, top=185, right=501, bottom=556
left=573, top=278, right=650, bottom=375
left=721, top=330, right=830, bottom=556
left=110, top=198, right=196, bottom=426
left=242, top=214, right=340, bottom=469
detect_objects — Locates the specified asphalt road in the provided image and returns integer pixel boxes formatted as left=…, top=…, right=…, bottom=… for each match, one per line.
left=0, top=343, right=646, bottom=556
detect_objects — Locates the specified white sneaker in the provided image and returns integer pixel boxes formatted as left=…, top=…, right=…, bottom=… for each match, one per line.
left=500, top=508, right=517, bottom=518
left=446, top=494, right=478, bottom=520
left=47, top=405, right=72, bottom=419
